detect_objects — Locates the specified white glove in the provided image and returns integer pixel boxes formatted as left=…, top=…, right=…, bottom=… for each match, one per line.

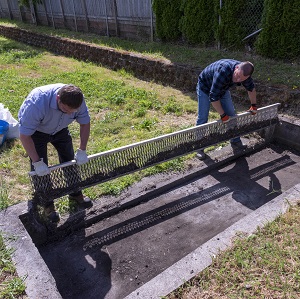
left=32, top=158, right=50, bottom=176
left=75, top=149, right=88, bottom=165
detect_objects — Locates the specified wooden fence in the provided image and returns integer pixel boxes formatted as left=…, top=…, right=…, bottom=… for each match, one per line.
left=0, top=0, right=155, bottom=41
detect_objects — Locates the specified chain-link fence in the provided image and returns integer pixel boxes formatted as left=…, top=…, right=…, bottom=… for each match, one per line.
left=238, top=0, right=264, bottom=37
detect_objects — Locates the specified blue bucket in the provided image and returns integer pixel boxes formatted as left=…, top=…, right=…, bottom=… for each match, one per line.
left=0, top=120, right=9, bottom=146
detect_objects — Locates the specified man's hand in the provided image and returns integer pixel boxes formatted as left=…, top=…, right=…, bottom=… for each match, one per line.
left=32, top=158, right=50, bottom=176
left=247, top=104, right=257, bottom=115
left=220, top=113, right=230, bottom=123
left=75, top=149, right=88, bottom=165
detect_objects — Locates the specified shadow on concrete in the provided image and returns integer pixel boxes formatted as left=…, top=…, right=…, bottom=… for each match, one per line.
left=203, top=152, right=294, bottom=209
left=39, top=208, right=112, bottom=299
left=13, top=142, right=300, bottom=299
left=80, top=153, right=295, bottom=251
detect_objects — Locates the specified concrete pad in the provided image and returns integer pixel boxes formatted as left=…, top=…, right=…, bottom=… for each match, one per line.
left=1, top=137, right=300, bottom=299
left=125, top=184, right=300, bottom=299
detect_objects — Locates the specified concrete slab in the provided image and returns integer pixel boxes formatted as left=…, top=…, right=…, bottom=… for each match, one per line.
left=1, top=136, right=300, bottom=299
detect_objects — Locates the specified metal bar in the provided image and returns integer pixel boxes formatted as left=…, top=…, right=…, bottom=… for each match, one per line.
left=242, top=28, right=263, bottom=41
left=29, top=103, right=280, bottom=202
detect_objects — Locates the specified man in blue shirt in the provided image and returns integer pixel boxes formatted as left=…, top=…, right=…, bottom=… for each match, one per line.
left=19, top=83, right=92, bottom=223
left=196, top=59, right=257, bottom=159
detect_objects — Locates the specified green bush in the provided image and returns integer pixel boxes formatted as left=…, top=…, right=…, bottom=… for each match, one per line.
left=217, top=0, right=246, bottom=49
left=180, top=0, right=218, bottom=46
left=152, top=0, right=182, bottom=41
left=256, top=0, right=300, bottom=60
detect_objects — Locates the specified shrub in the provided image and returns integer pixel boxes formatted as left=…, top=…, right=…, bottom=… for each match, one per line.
left=152, top=0, right=182, bottom=41
left=256, top=0, right=300, bottom=60
left=180, top=0, right=218, bottom=46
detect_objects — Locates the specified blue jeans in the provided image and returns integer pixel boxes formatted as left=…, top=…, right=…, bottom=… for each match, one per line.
left=196, top=83, right=240, bottom=143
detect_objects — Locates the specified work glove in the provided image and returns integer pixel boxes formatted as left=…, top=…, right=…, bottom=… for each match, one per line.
left=32, top=158, right=50, bottom=176
left=75, top=149, right=88, bottom=165
left=220, top=113, right=230, bottom=123
left=247, top=104, right=257, bottom=115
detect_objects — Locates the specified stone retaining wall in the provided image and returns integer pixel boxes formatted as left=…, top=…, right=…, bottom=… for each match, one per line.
left=0, top=25, right=200, bottom=92
left=0, top=25, right=299, bottom=110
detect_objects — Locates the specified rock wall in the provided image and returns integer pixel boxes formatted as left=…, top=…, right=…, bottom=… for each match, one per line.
left=0, top=25, right=299, bottom=114
left=0, top=25, right=200, bottom=92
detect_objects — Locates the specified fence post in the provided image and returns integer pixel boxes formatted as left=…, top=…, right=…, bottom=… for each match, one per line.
left=112, top=0, right=119, bottom=37
left=58, top=0, right=66, bottom=28
left=29, top=0, right=37, bottom=25
left=150, top=0, right=154, bottom=41
left=72, top=0, right=78, bottom=32
left=42, top=0, right=50, bottom=27
left=18, top=2, right=23, bottom=21
left=81, top=0, right=89, bottom=32
left=218, top=0, right=222, bottom=50
left=47, top=0, right=55, bottom=28
left=6, top=0, right=13, bottom=20
left=104, top=0, right=110, bottom=37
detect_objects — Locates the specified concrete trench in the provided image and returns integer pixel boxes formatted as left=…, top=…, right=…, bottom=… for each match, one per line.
left=1, top=115, right=300, bottom=299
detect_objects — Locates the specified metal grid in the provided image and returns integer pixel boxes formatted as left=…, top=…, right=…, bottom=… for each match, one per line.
left=29, top=103, right=280, bottom=203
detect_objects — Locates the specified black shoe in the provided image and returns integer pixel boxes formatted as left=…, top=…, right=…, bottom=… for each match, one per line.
left=231, top=141, right=247, bottom=150
left=44, top=204, right=60, bottom=223
left=69, top=194, right=93, bottom=208
left=196, top=149, right=206, bottom=160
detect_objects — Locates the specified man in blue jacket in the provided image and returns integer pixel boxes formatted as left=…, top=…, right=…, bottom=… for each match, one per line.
left=19, top=83, right=92, bottom=223
left=196, top=59, right=257, bottom=159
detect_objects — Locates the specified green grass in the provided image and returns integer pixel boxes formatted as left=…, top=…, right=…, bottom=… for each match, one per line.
left=166, top=202, right=300, bottom=299
left=0, top=234, right=27, bottom=298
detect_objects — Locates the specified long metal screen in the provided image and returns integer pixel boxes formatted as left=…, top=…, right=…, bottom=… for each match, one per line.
left=29, top=104, right=280, bottom=203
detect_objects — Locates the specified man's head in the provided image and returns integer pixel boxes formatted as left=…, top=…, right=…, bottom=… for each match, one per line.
left=233, top=61, right=254, bottom=83
left=57, top=84, right=83, bottom=114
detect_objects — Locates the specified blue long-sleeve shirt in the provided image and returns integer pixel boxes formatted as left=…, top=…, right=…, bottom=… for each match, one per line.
left=198, top=59, right=255, bottom=102
left=18, top=83, right=90, bottom=136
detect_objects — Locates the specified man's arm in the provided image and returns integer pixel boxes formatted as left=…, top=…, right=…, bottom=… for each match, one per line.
left=211, top=100, right=225, bottom=115
left=79, top=123, right=90, bottom=150
left=248, top=88, right=257, bottom=104
left=19, top=133, right=40, bottom=163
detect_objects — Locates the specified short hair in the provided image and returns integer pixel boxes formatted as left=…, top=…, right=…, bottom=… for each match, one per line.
left=239, top=61, right=254, bottom=77
left=58, top=84, right=83, bottom=109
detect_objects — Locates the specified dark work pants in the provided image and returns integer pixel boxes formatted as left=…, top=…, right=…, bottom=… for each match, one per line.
left=31, top=128, right=82, bottom=205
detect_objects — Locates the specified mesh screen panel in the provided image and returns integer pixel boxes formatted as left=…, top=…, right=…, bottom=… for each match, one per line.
left=29, top=104, right=280, bottom=203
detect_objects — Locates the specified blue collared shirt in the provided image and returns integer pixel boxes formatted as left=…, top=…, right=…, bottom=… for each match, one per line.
left=198, top=59, right=255, bottom=102
left=18, top=83, right=90, bottom=136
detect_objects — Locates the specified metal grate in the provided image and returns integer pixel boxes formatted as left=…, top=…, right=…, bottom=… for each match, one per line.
left=29, top=103, right=280, bottom=203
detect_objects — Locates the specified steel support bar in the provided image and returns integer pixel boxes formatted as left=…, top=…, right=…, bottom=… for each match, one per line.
left=29, top=103, right=280, bottom=203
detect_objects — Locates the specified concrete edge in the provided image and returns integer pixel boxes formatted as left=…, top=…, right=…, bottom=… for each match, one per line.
left=125, top=184, right=300, bottom=299
left=0, top=202, right=63, bottom=299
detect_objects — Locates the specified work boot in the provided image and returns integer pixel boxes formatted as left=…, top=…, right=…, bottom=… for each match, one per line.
left=196, top=149, right=206, bottom=160
left=231, top=140, right=247, bottom=150
left=69, top=194, right=93, bottom=208
left=44, top=203, right=60, bottom=223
